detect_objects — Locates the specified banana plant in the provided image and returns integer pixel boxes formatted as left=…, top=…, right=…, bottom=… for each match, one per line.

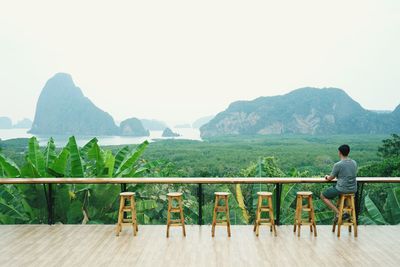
left=0, top=136, right=157, bottom=225
left=359, top=185, right=400, bottom=225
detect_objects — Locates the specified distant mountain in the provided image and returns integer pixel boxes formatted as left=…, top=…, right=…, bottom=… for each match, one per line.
left=192, top=115, right=214, bottom=128
left=175, top=123, right=191, bottom=128
left=140, top=119, right=167, bottom=131
left=200, top=87, right=400, bottom=138
left=162, top=127, right=180, bottom=137
left=120, top=118, right=150, bottom=136
left=30, top=73, right=119, bottom=135
left=394, top=105, right=400, bottom=117
left=0, top=117, right=12, bottom=129
left=13, top=118, right=32, bottom=129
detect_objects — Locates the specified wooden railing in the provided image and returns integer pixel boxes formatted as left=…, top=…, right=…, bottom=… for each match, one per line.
left=1, top=177, right=399, bottom=225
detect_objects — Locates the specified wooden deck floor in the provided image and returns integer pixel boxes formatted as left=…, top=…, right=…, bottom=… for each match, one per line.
left=0, top=225, right=399, bottom=267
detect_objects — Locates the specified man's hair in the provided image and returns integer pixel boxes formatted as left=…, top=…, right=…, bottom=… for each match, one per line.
left=338, top=144, right=350, bottom=156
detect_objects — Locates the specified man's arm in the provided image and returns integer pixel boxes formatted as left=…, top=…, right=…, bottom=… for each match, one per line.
left=325, top=163, right=340, bottom=181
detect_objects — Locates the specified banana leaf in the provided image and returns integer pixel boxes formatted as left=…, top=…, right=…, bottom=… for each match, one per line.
left=43, top=138, right=57, bottom=170
left=27, top=137, right=46, bottom=176
left=114, top=146, right=130, bottom=173
left=48, top=146, right=70, bottom=177
left=20, top=157, right=40, bottom=178
left=80, top=138, right=99, bottom=156
left=115, top=141, right=149, bottom=177
left=358, top=215, right=378, bottom=225
left=364, top=194, right=387, bottom=225
left=103, top=151, right=115, bottom=177
left=68, top=136, right=84, bottom=177
left=385, top=186, right=400, bottom=224
left=0, top=153, right=20, bottom=178
left=87, top=142, right=105, bottom=177
left=235, top=184, right=249, bottom=223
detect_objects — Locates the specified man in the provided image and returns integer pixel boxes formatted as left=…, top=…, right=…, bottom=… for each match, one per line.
left=320, top=144, right=357, bottom=221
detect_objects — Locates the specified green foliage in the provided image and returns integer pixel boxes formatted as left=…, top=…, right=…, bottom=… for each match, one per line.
left=1, top=134, right=399, bottom=226
left=359, top=133, right=400, bottom=177
left=0, top=153, right=20, bottom=178
left=0, top=136, right=154, bottom=225
left=378, top=133, right=400, bottom=158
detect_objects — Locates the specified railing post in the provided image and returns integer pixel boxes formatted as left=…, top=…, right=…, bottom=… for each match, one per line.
left=355, top=182, right=365, bottom=222
left=198, top=183, right=203, bottom=225
left=47, top=184, right=54, bottom=225
left=121, top=183, right=127, bottom=192
left=275, top=183, right=282, bottom=225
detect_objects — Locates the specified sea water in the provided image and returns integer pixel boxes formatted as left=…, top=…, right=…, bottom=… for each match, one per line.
left=0, top=128, right=202, bottom=147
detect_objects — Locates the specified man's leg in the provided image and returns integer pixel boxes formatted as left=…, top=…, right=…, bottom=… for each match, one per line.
left=320, top=187, right=339, bottom=214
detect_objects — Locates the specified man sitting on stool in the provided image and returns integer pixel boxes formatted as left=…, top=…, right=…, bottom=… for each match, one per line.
left=321, top=144, right=358, bottom=222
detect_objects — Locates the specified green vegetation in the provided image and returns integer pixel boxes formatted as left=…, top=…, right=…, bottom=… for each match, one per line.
left=0, top=134, right=399, bottom=225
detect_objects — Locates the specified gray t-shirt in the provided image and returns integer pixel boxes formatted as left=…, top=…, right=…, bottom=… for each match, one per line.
left=331, top=159, right=358, bottom=193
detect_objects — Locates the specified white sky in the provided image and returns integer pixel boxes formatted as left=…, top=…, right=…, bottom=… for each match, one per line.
left=0, top=0, right=399, bottom=125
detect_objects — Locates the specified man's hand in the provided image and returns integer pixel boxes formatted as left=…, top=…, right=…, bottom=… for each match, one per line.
left=325, top=175, right=335, bottom=181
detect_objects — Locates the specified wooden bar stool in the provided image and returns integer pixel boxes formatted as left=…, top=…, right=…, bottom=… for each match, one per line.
left=293, top=191, right=317, bottom=237
left=211, top=192, right=231, bottom=237
left=253, top=192, right=277, bottom=236
left=166, top=192, right=186, bottom=238
left=116, top=192, right=138, bottom=236
left=332, top=193, right=357, bottom=237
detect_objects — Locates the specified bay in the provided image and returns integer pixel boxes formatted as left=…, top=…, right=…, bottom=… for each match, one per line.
left=0, top=128, right=202, bottom=147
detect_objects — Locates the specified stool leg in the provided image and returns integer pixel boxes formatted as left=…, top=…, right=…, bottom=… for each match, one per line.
left=332, top=201, right=337, bottom=233
left=116, top=196, right=124, bottom=236
left=297, top=196, right=302, bottom=237
left=254, top=196, right=261, bottom=233
left=337, top=195, right=345, bottom=237
left=268, top=196, right=277, bottom=236
left=225, top=196, right=231, bottom=237
left=309, top=196, right=317, bottom=237
left=167, top=197, right=171, bottom=238
left=351, top=195, right=358, bottom=237
left=130, top=196, right=137, bottom=236
left=131, top=195, right=138, bottom=233
left=179, top=197, right=186, bottom=237
left=255, top=196, right=261, bottom=236
left=308, top=196, right=313, bottom=233
left=212, top=196, right=218, bottom=237
left=294, top=195, right=299, bottom=233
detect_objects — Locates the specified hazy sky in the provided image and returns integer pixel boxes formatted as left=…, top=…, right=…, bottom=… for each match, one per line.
left=0, top=1, right=399, bottom=125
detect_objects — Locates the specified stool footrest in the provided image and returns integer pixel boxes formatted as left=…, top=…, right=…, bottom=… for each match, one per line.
left=168, top=223, right=184, bottom=227
left=122, top=208, right=135, bottom=212
left=120, top=222, right=136, bottom=226
left=298, top=221, right=314, bottom=225
left=340, top=222, right=356, bottom=225
left=169, top=208, right=182, bottom=213
left=215, top=207, right=228, bottom=212
left=259, top=207, right=270, bottom=211
left=259, top=221, right=274, bottom=225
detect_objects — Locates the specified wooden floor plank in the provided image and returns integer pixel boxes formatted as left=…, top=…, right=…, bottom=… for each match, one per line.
left=0, top=225, right=399, bottom=267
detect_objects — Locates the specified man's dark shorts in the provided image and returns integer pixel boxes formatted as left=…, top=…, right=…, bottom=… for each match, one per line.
left=322, top=186, right=341, bottom=199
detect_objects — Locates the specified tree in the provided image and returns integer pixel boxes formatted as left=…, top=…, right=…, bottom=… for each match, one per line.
left=378, top=133, right=400, bottom=158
